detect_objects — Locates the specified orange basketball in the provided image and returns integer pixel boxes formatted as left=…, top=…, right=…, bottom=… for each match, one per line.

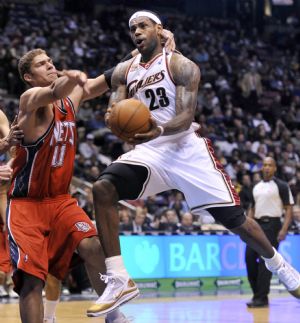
left=109, top=98, right=151, bottom=142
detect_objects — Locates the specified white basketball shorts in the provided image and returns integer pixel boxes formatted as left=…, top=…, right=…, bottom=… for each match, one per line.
left=113, top=132, right=240, bottom=215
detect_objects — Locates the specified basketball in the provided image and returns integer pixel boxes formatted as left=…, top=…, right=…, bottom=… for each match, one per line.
left=109, top=98, right=151, bottom=142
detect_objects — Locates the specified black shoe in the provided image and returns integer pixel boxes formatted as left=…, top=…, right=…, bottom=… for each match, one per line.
left=246, top=299, right=269, bottom=308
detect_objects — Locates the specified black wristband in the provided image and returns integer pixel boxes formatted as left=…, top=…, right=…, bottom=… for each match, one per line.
left=103, top=67, right=115, bottom=89
left=120, top=52, right=134, bottom=62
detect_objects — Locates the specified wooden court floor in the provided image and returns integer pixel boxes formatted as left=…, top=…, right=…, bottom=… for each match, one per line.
left=1, top=293, right=299, bottom=323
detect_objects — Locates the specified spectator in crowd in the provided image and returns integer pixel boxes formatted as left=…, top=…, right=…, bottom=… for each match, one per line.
left=120, top=207, right=151, bottom=233
left=86, top=110, right=106, bottom=132
left=169, top=191, right=189, bottom=218
left=239, top=66, right=262, bottom=114
left=199, top=82, right=220, bottom=115
left=148, top=214, right=162, bottom=231
left=78, top=133, right=98, bottom=161
left=77, top=101, right=94, bottom=123
left=177, top=212, right=201, bottom=233
left=119, top=208, right=133, bottom=231
left=158, top=209, right=180, bottom=232
left=144, top=195, right=161, bottom=215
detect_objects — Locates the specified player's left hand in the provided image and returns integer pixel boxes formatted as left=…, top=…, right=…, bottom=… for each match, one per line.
left=128, top=118, right=162, bottom=145
left=6, top=116, right=24, bottom=146
left=161, top=29, right=176, bottom=53
left=0, top=164, right=13, bottom=181
left=104, top=106, right=113, bottom=128
left=277, top=229, right=287, bottom=242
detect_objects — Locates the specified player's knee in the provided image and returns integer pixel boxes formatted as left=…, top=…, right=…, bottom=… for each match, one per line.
left=92, top=179, right=118, bottom=203
left=77, top=236, right=102, bottom=261
left=231, top=216, right=260, bottom=241
left=45, top=275, right=61, bottom=299
left=45, top=274, right=61, bottom=290
left=20, top=272, right=44, bottom=295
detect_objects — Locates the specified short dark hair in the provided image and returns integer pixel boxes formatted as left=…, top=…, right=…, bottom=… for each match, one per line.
left=18, top=48, right=46, bottom=84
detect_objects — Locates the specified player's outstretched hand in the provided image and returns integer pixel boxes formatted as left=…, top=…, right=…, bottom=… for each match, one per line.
left=58, top=70, right=90, bottom=95
left=161, top=29, right=176, bottom=53
left=6, top=115, right=24, bottom=146
left=0, top=164, right=13, bottom=181
left=129, top=118, right=162, bottom=145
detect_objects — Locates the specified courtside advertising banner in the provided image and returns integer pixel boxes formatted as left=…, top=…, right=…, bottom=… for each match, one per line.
left=120, top=234, right=300, bottom=279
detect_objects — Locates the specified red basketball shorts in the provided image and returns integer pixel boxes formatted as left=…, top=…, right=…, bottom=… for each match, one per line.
left=7, top=194, right=97, bottom=292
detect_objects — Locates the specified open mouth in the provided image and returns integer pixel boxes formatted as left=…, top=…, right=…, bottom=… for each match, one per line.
left=136, top=39, right=145, bottom=47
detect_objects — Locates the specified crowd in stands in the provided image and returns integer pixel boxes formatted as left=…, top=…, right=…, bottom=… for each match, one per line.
left=1, top=2, right=300, bottom=234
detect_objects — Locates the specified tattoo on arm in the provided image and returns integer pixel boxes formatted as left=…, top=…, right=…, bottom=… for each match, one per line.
left=173, top=55, right=200, bottom=115
left=161, top=54, right=200, bottom=135
left=109, top=61, right=131, bottom=106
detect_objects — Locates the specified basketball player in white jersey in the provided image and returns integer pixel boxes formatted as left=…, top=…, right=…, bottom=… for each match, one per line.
left=87, top=10, right=300, bottom=317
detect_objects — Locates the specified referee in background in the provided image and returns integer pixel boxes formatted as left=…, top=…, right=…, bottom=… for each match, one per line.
left=245, top=156, right=294, bottom=308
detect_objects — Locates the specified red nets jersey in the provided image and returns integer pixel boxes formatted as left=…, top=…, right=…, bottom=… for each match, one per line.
left=9, top=98, right=77, bottom=198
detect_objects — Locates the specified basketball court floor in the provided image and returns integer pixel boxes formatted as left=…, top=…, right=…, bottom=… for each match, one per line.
left=1, top=292, right=299, bottom=323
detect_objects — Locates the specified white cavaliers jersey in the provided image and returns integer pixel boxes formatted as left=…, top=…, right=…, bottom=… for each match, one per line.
left=126, top=49, right=198, bottom=145
left=115, top=50, right=240, bottom=210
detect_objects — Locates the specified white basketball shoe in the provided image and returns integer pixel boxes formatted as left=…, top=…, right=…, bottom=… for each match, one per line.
left=86, top=273, right=139, bottom=317
left=266, top=253, right=300, bottom=298
left=0, top=285, right=8, bottom=298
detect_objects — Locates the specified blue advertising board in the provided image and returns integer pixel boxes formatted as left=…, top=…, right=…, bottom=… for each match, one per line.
left=120, top=234, right=300, bottom=279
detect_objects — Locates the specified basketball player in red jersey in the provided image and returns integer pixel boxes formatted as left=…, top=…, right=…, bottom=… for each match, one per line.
left=8, top=49, right=125, bottom=323
left=87, top=10, right=300, bottom=316
left=0, top=109, right=23, bottom=298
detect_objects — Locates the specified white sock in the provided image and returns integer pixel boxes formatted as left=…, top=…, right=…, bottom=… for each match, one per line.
left=105, top=256, right=128, bottom=276
left=262, top=247, right=283, bottom=271
left=44, top=299, right=59, bottom=319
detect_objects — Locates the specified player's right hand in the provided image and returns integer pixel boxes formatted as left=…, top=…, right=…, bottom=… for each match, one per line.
left=129, top=118, right=162, bottom=145
left=58, top=70, right=90, bottom=94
